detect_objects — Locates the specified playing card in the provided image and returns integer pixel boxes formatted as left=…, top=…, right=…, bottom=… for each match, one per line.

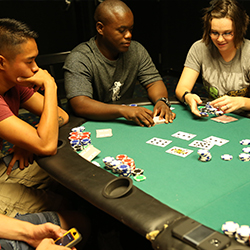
left=211, top=115, right=238, bottom=123
left=146, top=137, right=172, bottom=147
left=79, top=145, right=101, bottom=161
left=166, top=146, right=193, bottom=158
left=171, top=131, right=196, bottom=141
left=203, top=136, right=229, bottom=146
left=96, top=128, right=113, bottom=138
left=153, top=116, right=165, bottom=124
left=189, top=140, right=214, bottom=150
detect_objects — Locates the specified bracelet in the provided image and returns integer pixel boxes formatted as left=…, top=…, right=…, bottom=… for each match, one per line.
left=182, top=91, right=191, bottom=105
left=155, top=97, right=171, bottom=108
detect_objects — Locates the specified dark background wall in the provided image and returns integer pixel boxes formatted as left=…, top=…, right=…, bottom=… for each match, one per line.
left=1, top=0, right=250, bottom=75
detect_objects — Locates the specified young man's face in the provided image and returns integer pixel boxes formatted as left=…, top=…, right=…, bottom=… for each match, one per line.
left=101, top=10, right=134, bottom=55
left=4, top=38, right=39, bottom=85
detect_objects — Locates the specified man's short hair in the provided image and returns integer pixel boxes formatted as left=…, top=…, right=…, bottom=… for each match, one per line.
left=0, top=18, right=38, bottom=58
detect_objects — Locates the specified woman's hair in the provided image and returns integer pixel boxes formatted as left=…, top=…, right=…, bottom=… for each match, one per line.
left=202, top=0, right=249, bottom=48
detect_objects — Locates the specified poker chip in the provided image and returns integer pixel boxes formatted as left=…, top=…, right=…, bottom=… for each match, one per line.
left=242, top=147, right=250, bottom=153
left=132, top=168, right=144, bottom=176
left=133, top=175, right=146, bottom=182
left=235, top=225, right=250, bottom=244
left=199, top=112, right=208, bottom=117
left=72, top=144, right=83, bottom=152
left=116, top=154, right=128, bottom=161
left=118, top=164, right=131, bottom=177
left=221, top=221, right=239, bottom=237
left=240, top=139, right=250, bottom=146
left=197, top=149, right=212, bottom=162
left=81, top=138, right=91, bottom=146
left=239, top=153, right=250, bottom=162
left=122, top=157, right=135, bottom=169
left=71, top=126, right=85, bottom=132
left=221, top=154, right=233, bottom=161
left=103, top=156, right=115, bottom=166
left=215, top=110, right=224, bottom=116
left=69, top=139, right=81, bottom=146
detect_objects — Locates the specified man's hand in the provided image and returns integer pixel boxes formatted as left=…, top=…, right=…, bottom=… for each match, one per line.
left=27, top=223, right=67, bottom=248
left=36, top=238, right=75, bottom=250
left=17, top=68, right=56, bottom=92
left=121, top=106, right=155, bottom=127
left=6, top=146, right=34, bottom=175
left=153, top=101, right=176, bottom=123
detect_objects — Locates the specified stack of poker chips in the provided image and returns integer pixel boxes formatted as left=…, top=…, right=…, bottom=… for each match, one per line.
left=222, top=222, right=250, bottom=246
left=238, top=139, right=250, bottom=161
left=199, top=102, right=224, bottom=117
left=103, top=154, right=144, bottom=178
left=197, top=149, right=212, bottom=162
left=221, top=221, right=239, bottom=238
left=68, top=126, right=91, bottom=152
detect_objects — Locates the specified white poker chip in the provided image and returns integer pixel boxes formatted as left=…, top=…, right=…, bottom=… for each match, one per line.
left=236, top=225, right=250, bottom=238
left=242, top=147, right=250, bottom=153
left=239, top=153, right=250, bottom=161
left=221, top=154, right=233, bottom=161
left=240, top=139, right=250, bottom=146
left=197, top=149, right=210, bottom=156
left=71, top=126, right=85, bottom=132
left=221, top=221, right=239, bottom=237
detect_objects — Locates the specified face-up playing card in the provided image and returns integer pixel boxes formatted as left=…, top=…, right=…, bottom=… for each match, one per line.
left=189, top=140, right=214, bottom=150
left=171, top=131, right=197, bottom=141
left=211, top=115, right=238, bottom=123
left=166, top=146, right=193, bottom=158
left=203, top=136, right=229, bottom=146
left=146, top=137, right=172, bottom=147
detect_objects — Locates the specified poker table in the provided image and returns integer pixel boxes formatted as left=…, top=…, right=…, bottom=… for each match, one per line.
left=37, top=99, right=250, bottom=250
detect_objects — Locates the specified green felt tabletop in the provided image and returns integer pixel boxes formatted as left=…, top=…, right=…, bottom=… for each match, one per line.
left=82, top=104, right=250, bottom=233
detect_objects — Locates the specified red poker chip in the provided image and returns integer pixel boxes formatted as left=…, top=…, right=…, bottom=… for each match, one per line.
left=116, top=154, right=128, bottom=160
left=68, top=135, right=81, bottom=140
left=123, top=158, right=135, bottom=169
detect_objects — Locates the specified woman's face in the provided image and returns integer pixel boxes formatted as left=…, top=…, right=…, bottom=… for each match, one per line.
left=210, top=18, right=235, bottom=53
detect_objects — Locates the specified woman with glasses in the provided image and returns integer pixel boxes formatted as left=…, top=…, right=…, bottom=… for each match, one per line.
left=175, top=0, right=250, bottom=116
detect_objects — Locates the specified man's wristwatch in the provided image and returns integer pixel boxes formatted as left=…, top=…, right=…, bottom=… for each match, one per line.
left=155, top=97, right=171, bottom=108
left=182, top=91, right=191, bottom=105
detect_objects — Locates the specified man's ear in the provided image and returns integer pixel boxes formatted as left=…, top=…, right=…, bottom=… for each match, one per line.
left=0, top=55, right=6, bottom=70
left=96, top=21, right=104, bottom=35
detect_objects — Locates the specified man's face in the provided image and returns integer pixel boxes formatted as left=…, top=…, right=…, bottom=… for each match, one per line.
left=101, top=11, right=134, bottom=55
left=4, top=38, right=39, bottom=85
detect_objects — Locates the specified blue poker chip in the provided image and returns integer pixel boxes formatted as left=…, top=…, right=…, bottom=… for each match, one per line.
left=70, top=139, right=81, bottom=146
left=81, top=138, right=91, bottom=146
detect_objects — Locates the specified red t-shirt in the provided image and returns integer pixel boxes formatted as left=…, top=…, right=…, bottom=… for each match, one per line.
left=0, top=85, right=34, bottom=150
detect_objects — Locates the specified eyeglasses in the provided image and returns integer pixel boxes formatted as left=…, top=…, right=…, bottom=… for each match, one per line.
left=210, top=31, right=234, bottom=39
